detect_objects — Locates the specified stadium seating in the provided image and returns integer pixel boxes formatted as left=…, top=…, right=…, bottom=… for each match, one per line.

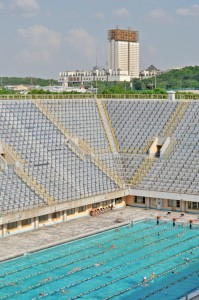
left=105, top=99, right=178, bottom=152
left=0, top=100, right=118, bottom=213
left=139, top=102, right=199, bottom=194
left=0, top=98, right=198, bottom=215
left=0, top=166, right=45, bottom=213
left=41, top=99, right=110, bottom=152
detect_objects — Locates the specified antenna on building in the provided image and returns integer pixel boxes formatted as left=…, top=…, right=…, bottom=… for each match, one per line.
left=96, top=49, right=98, bottom=67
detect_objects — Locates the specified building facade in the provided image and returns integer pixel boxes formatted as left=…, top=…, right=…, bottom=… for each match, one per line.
left=107, top=28, right=139, bottom=78
left=58, top=68, right=132, bottom=85
left=59, top=28, right=139, bottom=84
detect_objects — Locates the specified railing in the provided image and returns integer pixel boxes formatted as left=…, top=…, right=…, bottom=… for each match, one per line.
left=16, top=168, right=55, bottom=205
left=0, top=161, right=4, bottom=171
left=3, top=143, right=25, bottom=166
left=0, top=94, right=198, bottom=100
left=101, top=94, right=168, bottom=100
left=162, top=101, right=189, bottom=137
left=34, top=99, right=123, bottom=187
left=164, top=140, right=176, bottom=159
left=130, top=157, right=155, bottom=186
left=96, top=99, right=118, bottom=153
left=91, top=156, right=124, bottom=188
left=1, top=143, right=55, bottom=205
left=101, top=100, right=120, bottom=152
left=119, top=143, right=153, bottom=155
left=78, top=139, right=92, bottom=155
left=34, top=99, right=88, bottom=160
left=93, top=148, right=112, bottom=154
left=143, top=137, right=153, bottom=153
left=34, top=99, right=73, bottom=140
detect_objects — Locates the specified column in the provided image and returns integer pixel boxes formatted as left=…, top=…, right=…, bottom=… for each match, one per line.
left=33, top=216, right=39, bottom=229
left=145, top=197, right=150, bottom=209
left=2, top=223, right=7, bottom=236
left=62, top=210, right=67, bottom=221
left=48, top=213, right=52, bottom=223
left=111, top=199, right=115, bottom=206
left=17, top=220, right=22, bottom=230
left=181, top=200, right=186, bottom=212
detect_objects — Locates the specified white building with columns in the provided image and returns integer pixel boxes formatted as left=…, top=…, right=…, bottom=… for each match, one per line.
left=58, top=68, right=132, bottom=85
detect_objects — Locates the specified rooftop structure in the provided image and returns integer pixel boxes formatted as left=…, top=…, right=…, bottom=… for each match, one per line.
left=108, top=28, right=139, bottom=43
left=140, top=65, right=163, bottom=78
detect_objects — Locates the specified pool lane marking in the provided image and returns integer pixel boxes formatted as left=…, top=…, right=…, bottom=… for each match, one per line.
left=0, top=225, right=188, bottom=287
left=0, top=223, right=158, bottom=278
left=0, top=230, right=197, bottom=299
left=0, top=227, right=196, bottom=299
left=140, top=269, right=199, bottom=299
left=30, top=243, right=199, bottom=299
left=103, top=256, right=199, bottom=300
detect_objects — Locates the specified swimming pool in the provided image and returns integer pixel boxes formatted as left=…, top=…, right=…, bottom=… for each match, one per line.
left=0, top=219, right=198, bottom=300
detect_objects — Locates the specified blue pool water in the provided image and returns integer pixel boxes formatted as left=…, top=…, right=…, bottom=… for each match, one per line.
left=0, top=220, right=199, bottom=300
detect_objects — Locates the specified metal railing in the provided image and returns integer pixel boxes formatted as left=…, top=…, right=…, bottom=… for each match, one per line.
left=130, top=157, right=156, bottom=186
left=96, top=99, right=119, bottom=153
left=0, top=94, right=198, bottom=100
left=162, top=101, right=189, bottom=137
left=1, top=143, right=55, bottom=205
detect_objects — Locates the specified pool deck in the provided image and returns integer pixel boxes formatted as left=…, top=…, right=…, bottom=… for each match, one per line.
left=0, top=206, right=199, bottom=262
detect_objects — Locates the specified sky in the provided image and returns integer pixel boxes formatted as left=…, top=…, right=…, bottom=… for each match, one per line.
left=0, top=0, right=198, bottom=79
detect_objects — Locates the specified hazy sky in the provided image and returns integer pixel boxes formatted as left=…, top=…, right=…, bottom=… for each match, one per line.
left=0, top=0, right=198, bottom=79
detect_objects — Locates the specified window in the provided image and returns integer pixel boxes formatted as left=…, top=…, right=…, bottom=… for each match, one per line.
left=67, top=208, right=75, bottom=215
left=52, top=212, right=61, bottom=219
left=92, top=202, right=100, bottom=209
left=168, top=200, right=177, bottom=207
left=188, top=202, right=199, bottom=210
left=39, top=215, right=48, bottom=222
left=168, top=200, right=180, bottom=208
left=192, top=202, right=198, bottom=210
left=115, top=197, right=122, bottom=204
left=7, top=222, right=18, bottom=230
left=22, top=219, right=31, bottom=226
left=103, top=200, right=111, bottom=207
left=78, top=206, right=86, bottom=213
left=168, top=200, right=172, bottom=207
left=135, top=196, right=145, bottom=204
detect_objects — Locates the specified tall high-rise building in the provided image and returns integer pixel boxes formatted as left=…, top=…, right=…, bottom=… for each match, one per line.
left=107, top=28, right=139, bottom=78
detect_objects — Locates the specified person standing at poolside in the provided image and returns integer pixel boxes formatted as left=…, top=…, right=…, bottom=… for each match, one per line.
left=189, top=220, right=193, bottom=229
